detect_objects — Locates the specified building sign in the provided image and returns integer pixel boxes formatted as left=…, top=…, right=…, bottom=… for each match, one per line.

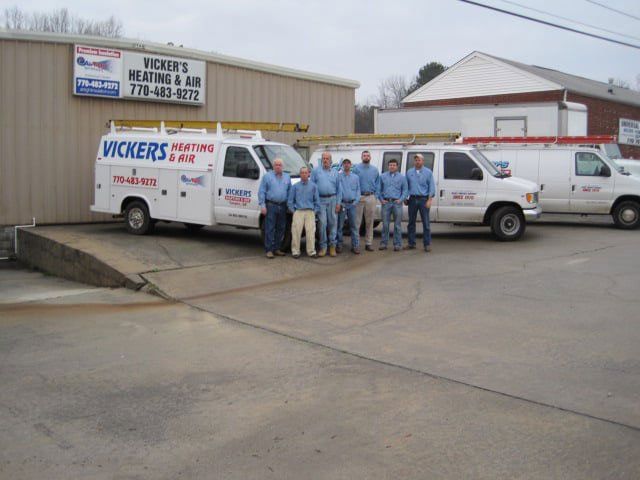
left=619, top=118, right=640, bottom=146
left=123, top=52, right=205, bottom=105
left=73, top=45, right=123, bottom=98
left=73, top=45, right=206, bottom=106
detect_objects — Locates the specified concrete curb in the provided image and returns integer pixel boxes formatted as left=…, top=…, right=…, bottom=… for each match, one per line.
left=17, top=229, right=147, bottom=290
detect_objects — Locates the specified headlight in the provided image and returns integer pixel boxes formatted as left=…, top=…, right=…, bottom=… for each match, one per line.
left=525, top=192, right=538, bottom=204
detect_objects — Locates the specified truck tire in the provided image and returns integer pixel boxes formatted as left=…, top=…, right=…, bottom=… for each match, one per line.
left=490, top=206, right=525, bottom=241
left=612, top=201, right=640, bottom=229
left=124, top=200, right=154, bottom=235
left=184, top=223, right=205, bottom=233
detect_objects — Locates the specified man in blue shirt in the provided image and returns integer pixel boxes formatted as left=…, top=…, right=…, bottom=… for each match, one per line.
left=311, top=151, right=341, bottom=257
left=405, top=153, right=436, bottom=252
left=353, top=150, right=380, bottom=251
left=336, top=159, right=361, bottom=254
left=258, top=158, right=291, bottom=258
left=287, top=166, right=320, bottom=258
left=377, top=158, right=408, bottom=251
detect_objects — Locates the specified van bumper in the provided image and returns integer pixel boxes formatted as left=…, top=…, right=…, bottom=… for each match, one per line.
left=523, top=205, right=542, bottom=221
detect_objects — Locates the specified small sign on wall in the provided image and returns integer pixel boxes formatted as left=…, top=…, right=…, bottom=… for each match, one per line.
left=73, top=44, right=206, bottom=106
left=74, top=45, right=123, bottom=98
left=619, top=118, right=640, bottom=146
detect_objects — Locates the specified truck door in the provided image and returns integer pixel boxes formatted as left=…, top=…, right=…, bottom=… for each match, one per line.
left=570, top=151, right=615, bottom=213
left=214, top=145, right=262, bottom=227
left=405, top=150, right=438, bottom=223
left=538, top=150, right=571, bottom=213
left=437, top=151, right=487, bottom=222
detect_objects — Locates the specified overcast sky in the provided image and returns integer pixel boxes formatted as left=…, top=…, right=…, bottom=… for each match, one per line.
left=9, top=0, right=640, bottom=102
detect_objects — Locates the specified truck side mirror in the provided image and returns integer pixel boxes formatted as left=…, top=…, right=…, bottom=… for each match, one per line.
left=600, top=164, right=611, bottom=177
left=470, top=167, right=483, bottom=180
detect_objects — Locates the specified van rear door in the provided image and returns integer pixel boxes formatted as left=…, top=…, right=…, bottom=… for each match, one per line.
left=538, top=150, right=571, bottom=212
left=437, top=151, right=487, bottom=222
left=570, top=151, right=615, bottom=213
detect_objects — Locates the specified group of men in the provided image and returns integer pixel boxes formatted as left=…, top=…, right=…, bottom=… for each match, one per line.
left=257, top=150, right=436, bottom=259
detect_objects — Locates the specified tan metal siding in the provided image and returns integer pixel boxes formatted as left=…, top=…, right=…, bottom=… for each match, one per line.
left=0, top=38, right=355, bottom=225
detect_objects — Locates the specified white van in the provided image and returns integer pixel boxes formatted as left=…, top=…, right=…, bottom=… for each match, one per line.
left=309, top=144, right=541, bottom=241
left=91, top=121, right=307, bottom=237
left=478, top=144, right=640, bottom=229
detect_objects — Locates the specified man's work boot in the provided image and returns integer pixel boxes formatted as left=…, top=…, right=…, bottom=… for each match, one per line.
left=424, top=245, right=432, bottom=252
left=329, top=246, right=337, bottom=257
left=274, top=250, right=286, bottom=256
left=318, top=249, right=327, bottom=257
left=365, top=245, right=374, bottom=252
left=266, top=252, right=275, bottom=259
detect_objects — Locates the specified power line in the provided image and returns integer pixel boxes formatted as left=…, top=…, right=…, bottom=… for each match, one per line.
left=457, top=0, right=640, bottom=50
left=584, top=0, right=640, bottom=22
left=498, top=0, right=640, bottom=42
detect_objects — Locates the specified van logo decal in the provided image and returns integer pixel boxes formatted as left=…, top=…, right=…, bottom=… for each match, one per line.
left=181, top=174, right=205, bottom=187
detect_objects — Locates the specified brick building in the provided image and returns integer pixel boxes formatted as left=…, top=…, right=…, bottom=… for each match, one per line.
left=382, top=52, right=640, bottom=158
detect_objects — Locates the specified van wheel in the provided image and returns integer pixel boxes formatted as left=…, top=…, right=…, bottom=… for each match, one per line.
left=612, top=201, right=640, bottom=229
left=124, top=201, right=154, bottom=235
left=491, top=206, right=525, bottom=241
left=184, top=223, right=205, bottom=233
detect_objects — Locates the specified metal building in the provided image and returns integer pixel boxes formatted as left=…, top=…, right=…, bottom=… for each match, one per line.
left=0, top=30, right=359, bottom=226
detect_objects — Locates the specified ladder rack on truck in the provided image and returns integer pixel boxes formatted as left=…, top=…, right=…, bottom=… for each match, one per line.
left=295, top=131, right=461, bottom=148
left=108, top=119, right=310, bottom=133
left=462, top=135, right=617, bottom=146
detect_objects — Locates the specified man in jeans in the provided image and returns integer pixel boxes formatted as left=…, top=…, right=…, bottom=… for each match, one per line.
left=354, top=150, right=380, bottom=252
left=288, top=166, right=320, bottom=258
left=311, top=151, right=341, bottom=257
left=405, top=153, right=436, bottom=252
left=336, top=159, right=361, bottom=254
left=258, top=158, right=291, bottom=259
left=377, top=158, right=408, bottom=252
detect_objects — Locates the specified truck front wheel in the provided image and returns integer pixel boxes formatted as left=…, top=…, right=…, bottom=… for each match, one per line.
left=612, top=201, right=640, bottom=229
left=490, top=206, right=525, bottom=241
left=124, top=200, right=154, bottom=235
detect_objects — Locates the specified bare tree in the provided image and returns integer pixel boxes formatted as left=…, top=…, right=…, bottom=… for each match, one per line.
left=376, top=75, right=409, bottom=109
left=2, top=6, right=123, bottom=37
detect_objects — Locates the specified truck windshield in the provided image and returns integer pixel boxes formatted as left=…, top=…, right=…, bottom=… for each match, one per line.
left=253, top=144, right=308, bottom=178
left=470, top=149, right=503, bottom=177
left=603, top=143, right=622, bottom=160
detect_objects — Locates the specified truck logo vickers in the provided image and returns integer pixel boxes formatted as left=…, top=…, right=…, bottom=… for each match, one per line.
left=102, top=141, right=168, bottom=161
left=224, top=188, right=252, bottom=206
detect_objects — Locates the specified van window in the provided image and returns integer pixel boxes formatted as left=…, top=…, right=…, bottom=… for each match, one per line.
left=406, top=152, right=435, bottom=171
left=224, top=147, right=259, bottom=178
left=575, top=152, right=608, bottom=176
left=444, top=152, right=480, bottom=180
left=382, top=152, right=403, bottom=172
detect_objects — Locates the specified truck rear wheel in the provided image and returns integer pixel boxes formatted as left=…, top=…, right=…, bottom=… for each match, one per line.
left=612, top=201, right=640, bottom=229
left=490, top=206, right=525, bottom=241
left=124, top=200, right=154, bottom=235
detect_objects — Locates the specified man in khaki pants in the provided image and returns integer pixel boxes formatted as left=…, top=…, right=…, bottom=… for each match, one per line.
left=287, top=166, right=320, bottom=258
left=354, top=151, right=381, bottom=251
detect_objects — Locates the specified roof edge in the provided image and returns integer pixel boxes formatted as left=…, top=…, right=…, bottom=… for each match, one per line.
left=0, top=29, right=360, bottom=89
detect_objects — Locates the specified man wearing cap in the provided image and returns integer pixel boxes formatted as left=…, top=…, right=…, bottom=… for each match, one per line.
left=288, top=166, right=320, bottom=258
left=378, top=158, right=408, bottom=251
left=258, top=158, right=291, bottom=259
left=311, top=151, right=341, bottom=257
left=354, top=150, right=380, bottom=251
left=405, top=153, right=436, bottom=252
left=336, top=159, right=361, bottom=254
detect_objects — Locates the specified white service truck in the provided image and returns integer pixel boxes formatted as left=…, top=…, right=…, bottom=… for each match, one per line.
left=90, top=121, right=308, bottom=237
left=308, top=142, right=541, bottom=241
left=469, top=137, right=640, bottom=229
